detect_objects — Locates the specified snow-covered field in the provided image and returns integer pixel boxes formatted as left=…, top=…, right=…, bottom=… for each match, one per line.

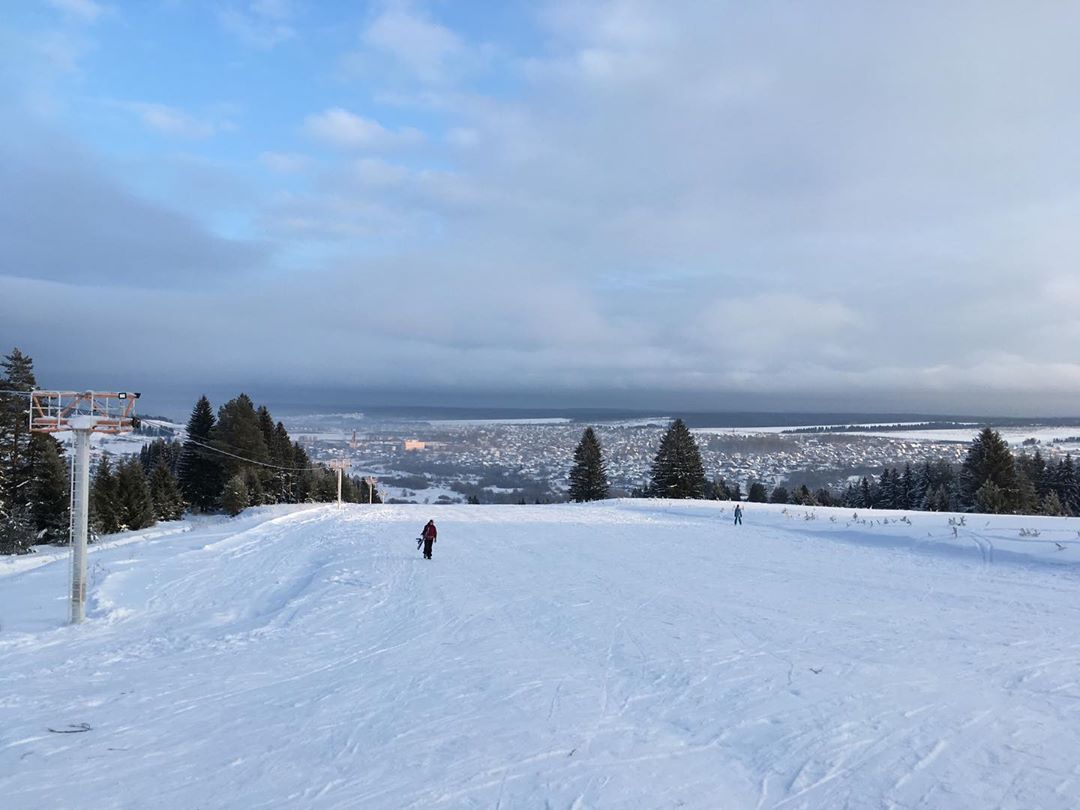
left=2, top=501, right=1080, bottom=809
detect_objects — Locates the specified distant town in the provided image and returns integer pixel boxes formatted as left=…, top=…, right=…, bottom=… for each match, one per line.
left=275, top=414, right=1080, bottom=505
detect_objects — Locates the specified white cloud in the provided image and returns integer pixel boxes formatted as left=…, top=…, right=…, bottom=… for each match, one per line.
left=446, top=127, right=479, bottom=148
left=11, top=1, right=1080, bottom=411
left=124, top=103, right=223, bottom=139
left=33, top=30, right=92, bottom=74
left=259, top=151, right=311, bottom=174
left=303, top=107, right=423, bottom=150
left=352, top=157, right=409, bottom=187
left=219, top=1, right=295, bottom=49
left=44, top=0, right=106, bottom=23
left=362, top=5, right=464, bottom=83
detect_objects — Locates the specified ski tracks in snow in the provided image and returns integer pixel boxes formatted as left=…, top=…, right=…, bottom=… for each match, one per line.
left=3, top=501, right=1080, bottom=809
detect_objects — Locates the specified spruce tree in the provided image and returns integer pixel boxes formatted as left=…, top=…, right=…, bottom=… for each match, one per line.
left=859, top=477, right=873, bottom=508
left=150, top=462, right=184, bottom=521
left=568, top=427, right=609, bottom=502
left=899, top=464, right=915, bottom=510
left=0, top=348, right=38, bottom=552
left=272, top=422, right=294, bottom=502
left=926, top=484, right=951, bottom=512
left=116, top=458, right=155, bottom=531
left=214, top=394, right=269, bottom=477
left=140, top=439, right=182, bottom=475
left=222, top=474, right=249, bottom=516
left=747, top=482, right=768, bottom=503
left=648, top=419, right=706, bottom=499
left=959, top=428, right=1018, bottom=511
left=876, top=468, right=897, bottom=509
left=1041, top=490, right=1066, bottom=516
left=28, top=434, right=70, bottom=544
left=90, top=456, right=121, bottom=536
left=770, top=485, right=790, bottom=504
left=178, top=396, right=224, bottom=512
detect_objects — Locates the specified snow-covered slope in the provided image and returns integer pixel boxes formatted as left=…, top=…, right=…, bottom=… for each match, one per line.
left=2, top=501, right=1079, bottom=809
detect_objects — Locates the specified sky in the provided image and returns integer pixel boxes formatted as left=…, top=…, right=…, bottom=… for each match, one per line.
left=2, top=1, right=1079, bottom=417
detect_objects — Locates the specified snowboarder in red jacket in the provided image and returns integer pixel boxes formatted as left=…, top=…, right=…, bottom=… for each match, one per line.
left=421, top=520, right=437, bottom=559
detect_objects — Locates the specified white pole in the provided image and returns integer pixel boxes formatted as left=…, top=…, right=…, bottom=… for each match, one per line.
left=70, top=428, right=91, bottom=624
left=336, top=465, right=343, bottom=510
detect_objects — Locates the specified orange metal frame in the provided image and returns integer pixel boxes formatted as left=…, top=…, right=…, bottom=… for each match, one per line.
left=29, top=391, right=140, bottom=434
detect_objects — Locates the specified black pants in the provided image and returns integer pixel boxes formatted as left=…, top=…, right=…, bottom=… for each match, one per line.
left=734, top=513, right=742, bottom=525
left=423, top=538, right=434, bottom=558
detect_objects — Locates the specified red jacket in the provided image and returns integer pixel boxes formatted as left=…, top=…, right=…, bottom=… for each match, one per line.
left=422, top=523, right=437, bottom=541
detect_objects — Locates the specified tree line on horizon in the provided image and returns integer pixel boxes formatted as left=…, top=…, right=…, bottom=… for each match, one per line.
left=0, top=347, right=379, bottom=555
left=568, top=418, right=1080, bottom=517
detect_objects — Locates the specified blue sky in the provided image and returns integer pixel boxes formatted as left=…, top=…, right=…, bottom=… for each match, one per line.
left=2, top=1, right=1080, bottom=415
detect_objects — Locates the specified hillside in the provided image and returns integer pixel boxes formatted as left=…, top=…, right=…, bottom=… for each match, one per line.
left=2, top=501, right=1079, bottom=809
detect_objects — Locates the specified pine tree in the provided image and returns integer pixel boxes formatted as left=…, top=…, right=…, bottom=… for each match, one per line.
left=28, top=434, right=70, bottom=544
left=648, top=419, right=706, bottom=499
left=0, top=503, right=34, bottom=554
left=841, top=482, right=859, bottom=507
left=178, top=396, right=224, bottom=512
left=292, top=442, right=312, bottom=502
left=899, top=464, right=915, bottom=510
left=140, top=439, right=182, bottom=475
left=859, top=477, right=873, bottom=508
left=0, top=348, right=38, bottom=552
left=876, top=468, right=897, bottom=509
left=90, top=456, right=121, bottom=536
left=912, top=462, right=932, bottom=509
left=926, top=484, right=951, bottom=512
left=214, top=394, right=269, bottom=477
left=960, top=428, right=1018, bottom=511
left=1017, top=451, right=1048, bottom=498
left=116, top=458, right=155, bottom=531
left=149, top=462, right=184, bottom=521
left=1041, top=490, right=1067, bottom=516
left=708, top=476, right=733, bottom=500
left=222, top=474, right=249, bottom=517
left=271, top=422, right=294, bottom=502
left=974, top=480, right=1010, bottom=514
left=747, top=482, right=768, bottom=503
left=568, top=427, right=609, bottom=502
left=1056, top=455, right=1078, bottom=514
left=770, top=485, right=790, bottom=504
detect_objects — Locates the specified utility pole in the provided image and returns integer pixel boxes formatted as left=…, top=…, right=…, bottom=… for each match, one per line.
left=29, top=391, right=140, bottom=624
left=329, top=459, right=349, bottom=509
left=364, top=476, right=378, bottom=505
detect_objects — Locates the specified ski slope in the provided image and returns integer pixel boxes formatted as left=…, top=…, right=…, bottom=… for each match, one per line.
left=2, top=501, right=1079, bottom=809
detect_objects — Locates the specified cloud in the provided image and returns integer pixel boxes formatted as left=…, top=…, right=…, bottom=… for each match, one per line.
left=361, top=3, right=467, bottom=84
left=259, top=151, right=311, bottom=174
left=303, top=107, right=423, bottom=150
left=0, top=132, right=265, bottom=288
left=123, top=102, right=225, bottom=139
left=219, top=1, right=295, bottom=49
left=7, top=1, right=1080, bottom=413
left=32, top=30, right=93, bottom=74
left=44, top=0, right=107, bottom=23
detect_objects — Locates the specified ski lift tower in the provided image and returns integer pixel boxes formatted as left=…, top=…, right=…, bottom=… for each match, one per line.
left=328, top=458, right=350, bottom=509
left=29, top=391, right=140, bottom=624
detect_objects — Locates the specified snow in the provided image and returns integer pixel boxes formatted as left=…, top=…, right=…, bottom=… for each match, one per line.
left=2, top=500, right=1080, bottom=809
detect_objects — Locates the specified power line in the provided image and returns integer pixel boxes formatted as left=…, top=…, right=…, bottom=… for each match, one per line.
left=139, top=416, right=336, bottom=474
